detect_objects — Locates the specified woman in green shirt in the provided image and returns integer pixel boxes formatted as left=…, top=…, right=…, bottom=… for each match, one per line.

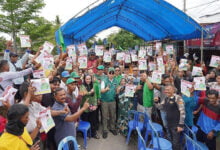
left=80, top=74, right=99, bottom=139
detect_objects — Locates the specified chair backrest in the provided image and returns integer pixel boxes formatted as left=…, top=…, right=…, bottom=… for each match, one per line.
left=58, top=136, right=78, bottom=150
left=185, top=124, right=197, bottom=141
left=184, top=133, right=204, bottom=150
left=136, top=127, right=147, bottom=150
left=148, top=120, right=161, bottom=150
left=138, top=111, right=149, bottom=125
left=128, top=110, right=139, bottom=128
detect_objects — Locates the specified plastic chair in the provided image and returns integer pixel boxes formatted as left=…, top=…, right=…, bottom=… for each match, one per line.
left=148, top=120, right=172, bottom=150
left=58, top=136, right=78, bottom=150
left=142, top=112, right=164, bottom=143
left=185, top=125, right=208, bottom=150
left=184, top=133, right=208, bottom=150
left=77, top=120, right=91, bottom=149
left=136, top=127, right=153, bottom=150
left=126, top=110, right=145, bottom=144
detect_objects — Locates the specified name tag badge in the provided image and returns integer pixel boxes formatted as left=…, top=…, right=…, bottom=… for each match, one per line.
left=169, top=101, right=174, bottom=104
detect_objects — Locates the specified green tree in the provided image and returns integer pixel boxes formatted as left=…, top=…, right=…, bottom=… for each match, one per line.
left=21, top=17, right=53, bottom=50
left=0, top=36, right=7, bottom=52
left=107, top=29, right=145, bottom=50
left=0, top=0, right=45, bottom=53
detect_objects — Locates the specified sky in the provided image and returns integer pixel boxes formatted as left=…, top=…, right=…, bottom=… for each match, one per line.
left=1, top=0, right=220, bottom=40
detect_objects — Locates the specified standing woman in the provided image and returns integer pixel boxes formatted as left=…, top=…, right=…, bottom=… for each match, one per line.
left=80, top=74, right=99, bottom=139
left=116, top=78, right=134, bottom=136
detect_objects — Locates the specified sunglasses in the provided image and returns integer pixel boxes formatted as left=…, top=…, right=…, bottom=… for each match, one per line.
left=109, top=71, right=115, bottom=74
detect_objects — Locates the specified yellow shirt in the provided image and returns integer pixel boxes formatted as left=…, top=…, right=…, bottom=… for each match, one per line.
left=0, top=128, right=33, bottom=150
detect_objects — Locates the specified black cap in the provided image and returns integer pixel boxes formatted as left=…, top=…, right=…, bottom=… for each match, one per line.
left=9, top=52, right=18, bottom=57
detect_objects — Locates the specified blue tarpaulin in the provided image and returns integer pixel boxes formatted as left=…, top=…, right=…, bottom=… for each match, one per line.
left=55, top=0, right=203, bottom=46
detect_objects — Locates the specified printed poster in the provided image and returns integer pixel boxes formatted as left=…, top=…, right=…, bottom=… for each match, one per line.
left=125, top=84, right=136, bottom=97
left=192, top=66, right=203, bottom=76
left=35, top=51, right=51, bottom=64
left=179, top=59, right=188, bottom=71
left=65, top=57, right=73, bottom=70
left=138, top=50, right=146, bottom=58
left=181, top=80, right=193, bottom=97
left=20, top=35, right=31, bottom=48
left=138, top=59, right=147, bottom=70
left=148, top=62, right=156, bottom=71
left=157, top=56, right=164, bottom=67
left=1, top=86, right=17, bottom=105
left=31, top=78, right=51, bottom=95
left=39, top=108, right=55, bottom=133
left=43, top=57, right=54, bottom=70
left=193, top=77, right=206, bottom=91
left=131, top=53, right=138, bottom=62
left=165, top=45, right=174, bottom=55
left=116, top=52, right=125, bottom=61
left=147, top=46, right=153, bottom=56
left=103, top=52, right=112, bottom=62
left=78, top=56, right=87, bottom=69
left=124, top=54, right=131, bottom=63
left=67, top=45, right=76, bottom=57
left=158, top=65, right=165, bottom=74
left=151, top=71, right=162, bottom=84
left=209, top=55, right=220, bottom=68
left=42, top=41, right=54, bottom=53
left=155, top=42, right=162, bottom=51
left=77, top=43, right=88, bottom=56
left=33, top=70, right=45, bottom=79
left=95, top=45, right=104, bottom=56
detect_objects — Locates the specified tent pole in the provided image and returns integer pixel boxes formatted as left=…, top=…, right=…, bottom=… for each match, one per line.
left=183, top=0, right=187, bottom=53
left=200, top=28, right=204, bottom=64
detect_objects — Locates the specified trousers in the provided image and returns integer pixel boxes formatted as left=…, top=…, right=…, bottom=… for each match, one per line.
left=101, top=101, right=116, bottom=132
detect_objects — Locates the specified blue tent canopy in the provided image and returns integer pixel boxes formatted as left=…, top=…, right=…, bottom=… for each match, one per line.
left=55, top=0, right=203, bottom=46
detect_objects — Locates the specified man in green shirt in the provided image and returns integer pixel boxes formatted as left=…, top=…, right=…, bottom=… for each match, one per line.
left=101, top=67, right=118, bottom=138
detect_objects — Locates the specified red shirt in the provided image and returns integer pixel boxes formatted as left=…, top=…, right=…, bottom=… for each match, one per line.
left=0, top=116, right=6, bottom=133
left=87, top=59, right=97, bottom=73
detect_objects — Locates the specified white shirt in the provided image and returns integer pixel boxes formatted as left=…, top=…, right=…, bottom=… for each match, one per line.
left=60, top=80, right=68, bottom=92
left=4, top=51, right=29, bottom=85
left=0, top=68, right=33, bottom=97
left=101, top=79, right=113, bottom=90
left=20, top=101, right=46, bottom=132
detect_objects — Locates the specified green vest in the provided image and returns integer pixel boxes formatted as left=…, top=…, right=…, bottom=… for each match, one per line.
left=80, top=85, right=97, bottom=113
left=101, top=78, right=118, bottom=102
left=114, top=75, right=122, bottom=85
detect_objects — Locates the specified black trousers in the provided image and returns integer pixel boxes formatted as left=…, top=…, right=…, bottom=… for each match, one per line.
left=81, top=111, right=98, bottom=136
left=196, top=128, right=216, bottom=150
left=167, top=126, right=181, bottom=150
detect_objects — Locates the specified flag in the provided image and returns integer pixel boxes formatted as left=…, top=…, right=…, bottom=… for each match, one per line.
left=58, top=29, right=66, bottom=52
left=92, top=41, right=97, bottom=48
left=118, top=46, right=123, bottom=51
left=103, top=38, right=108, bottom=45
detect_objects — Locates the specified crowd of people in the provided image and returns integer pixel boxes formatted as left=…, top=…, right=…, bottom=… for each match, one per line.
left=0, top=41, right=219, bottom=150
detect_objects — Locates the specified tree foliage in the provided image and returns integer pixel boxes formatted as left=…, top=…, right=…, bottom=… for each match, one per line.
left=0, top=36, right=7, bottom=51
left=107, top=29, right=145, bottom=50
left=21, top=17, right=53, bottom=50
left=0, top=0, right=45, bottom=52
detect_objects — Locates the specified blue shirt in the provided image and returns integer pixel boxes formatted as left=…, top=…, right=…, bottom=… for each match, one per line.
left=182, top=95, right=196, bottom=127
left=52, top=101, right=76, bottom=145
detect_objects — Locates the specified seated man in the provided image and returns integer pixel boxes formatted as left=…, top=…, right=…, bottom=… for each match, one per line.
left=196, top=90, right=220, bottom=150
left=52, top=87, right=89, bottom=146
